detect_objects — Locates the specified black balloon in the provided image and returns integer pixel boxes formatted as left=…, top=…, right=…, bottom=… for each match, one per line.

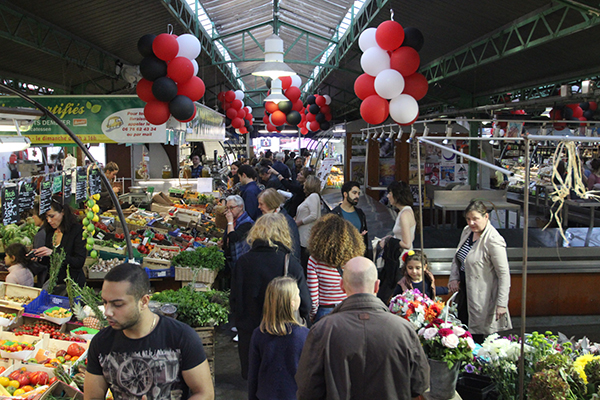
left=140, top=56, right=167, bottom=81
left=309, top=104, right=320, bottom=115
left=276, top=125, right=284, bottom=131
left=266, top=78, right=272, bottom=89
left=169, top=95, right=195, bottom=121
left=315, top=112, right=326, bottom=123
left=287, top=111, right=302, bottom=126
left=152, top=77, right=178, bottom=102
left=137, top=34, right=156, bottom=57
left=320, top=121, right=330, bottom=131
left=403, top=27, right=424, bottom=52
left=278, top=100, right=293, bottom=114
left=225, top=117, right=232, bottom=126
left=307, top=95, right=316, bottom=105
left=584, top=109, right=595, bottom=120
left=244, top=119, right=251, bottom=128
left=580, top=102, right=590, bottom=111
left=563, top=107, right=574, bottom=119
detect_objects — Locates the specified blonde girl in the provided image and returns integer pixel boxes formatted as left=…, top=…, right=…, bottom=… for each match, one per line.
left=248, top=277, right=309, bottom=400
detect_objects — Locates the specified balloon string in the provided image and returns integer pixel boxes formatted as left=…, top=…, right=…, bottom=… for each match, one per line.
left=390, top=9, right=394, bottom=21
left=167, top=24, right=174, bottom=35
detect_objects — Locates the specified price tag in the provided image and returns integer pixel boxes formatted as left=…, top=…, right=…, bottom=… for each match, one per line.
left=142, top=237, right=149, bottom=245
left=64, top=173, right=73, bottom=203
left=2, top=185, right=19, bottom=225
left=18, top=181, right=35, bottom=212
left=39, top=180, right=53, bottom=215
left=51, top=173, right=63, bottom=194
left=90, top=168, right=102, bottom=196
left=76, top=167, right=87, bottom=203
left=96, top=232, right=105, bottom=240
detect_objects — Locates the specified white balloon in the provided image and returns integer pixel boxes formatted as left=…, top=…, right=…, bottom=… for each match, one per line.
left=291, top=75, right=302, bottom=88
left=235, top=90, right=244, bottom=101
left=191, top=59, right=199, bottom=76
left=239, top=100, right=245, bottom=109
left=389, top=94, right=419, bottom=124
left=359, top=28, right=378, bottom=52
left=269, top=114, right=274, bottom=125
left=246, top=106, right=253, bottom=114
left=323, top=95, right=332, bottom=105
left=360, top=47, right=390, bottom=77
left=176, top=34, right=201, bottom=59
left=374, top=69, right=405, bottom=99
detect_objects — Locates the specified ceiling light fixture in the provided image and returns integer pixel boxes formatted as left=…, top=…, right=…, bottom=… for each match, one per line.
left=0, top=135, right=31, bottom=151
left=264, top=78, right=289, bottom=104
left=252, top=34, right=297, bottom=81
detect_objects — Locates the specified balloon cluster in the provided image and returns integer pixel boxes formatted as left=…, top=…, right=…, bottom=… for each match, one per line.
left=549, top=102, right=598, bottom=130
left=262, top=76, right=303, bottom=133
left=136, top=33, right=206, bottom=125
left=355, top=21, right=428, bottom=125
left=217, top=90, right=255, bottom=134
left=298, top=93, right=332, bottom=135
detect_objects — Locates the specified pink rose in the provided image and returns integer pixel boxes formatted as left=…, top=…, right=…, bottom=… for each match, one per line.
left=438, top=328, right=454, bottom=337
left=466, top=336, right=476, bottom=350
left=423, top=327, right=438, bottom=340
left=452, top=326, right=466, bottom=337
left=442, top=334, right=459, bottom=348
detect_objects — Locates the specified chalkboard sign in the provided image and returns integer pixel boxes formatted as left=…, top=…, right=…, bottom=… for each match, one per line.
left=90, top=168, right=102, bottom=196
left=2, top=185, right=19, bottom=226
left=51, top=173, right=63, bottom=195
left=76, top=167, right=87, bottom=203
left=39, top=180, right=53, bottom=215
left=18, top=181, right=35, bottom=212
left=64, top=173, right=73, bottom=203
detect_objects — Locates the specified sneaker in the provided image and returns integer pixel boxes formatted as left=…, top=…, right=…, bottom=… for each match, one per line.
left=233, top=334, right=238, bottom=342
left=231, top=326, right=238, bottom=333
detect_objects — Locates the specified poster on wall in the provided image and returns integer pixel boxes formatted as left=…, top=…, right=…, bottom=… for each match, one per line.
left=440, top=164, right=455, bottom=187
left=424, top=163, right=440, bottom=186
left=456, top=164, right=469, bottom=183
left=316, top=158, right=337, bottom=190
left=350, top=157, right=365, bottom=186
left=379, top=158, right=396, bottom=186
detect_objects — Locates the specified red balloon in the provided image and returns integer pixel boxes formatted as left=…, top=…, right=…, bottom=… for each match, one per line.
left=231, top=117, right=244, bottom=129
left=549, top=108, right=562, bottom=120
left=565, top=103, right=579, bottom=110
left=144, top=101, right=171, bottom=125
left=180, top=106, right=197, bottom=123
left=267, top=123, right=277, bottom=132
left=271, top=110, right=287, bottom=126
left=390, top=46, right=420, bottom=76
left=236, top=108, right=246, bottom=119
left=280, top=76, right=292, bottom=90
left=301, top=127, right=309, bottom=135
left=315, top=95, right=327, bottom=107
left=136, top=78, right=156, bottom=103
left=265, top=102, right=279, bottom=113
left=572, top=106, right=584, bottom=118
left=263, top=114, right=270, bottom=124
left=285, top=86, right=302, bottom=102
left=325, top=113, right=332, bottom=121
left=376, top=21, right=405, bottom=51
left=231, top=99, right=242, bottom=110
left=225, top=90, right=236, bottom=102
left=177, top=76, right=205, bottom=101
left=354, top=74, right=376, bottom=100
left=554, top=122, right=567, bottom=130
left=308, top=121, right=320, bottom=131
left=402, top=72, right=429, bottom=101
left=589, top=102, right=598, bottom=111
left=320, top=105, right=331, bottom=114
left=245, top=110, right=253, bottom=121
left=239, top=127, right=248, bottom=134
left=218, top=91, right=226, bottom=102
left=226, top=108, right=238, bottom=120
left=579, top=116, right=587, bottom=126
left=153, top=33, right=179, bottom=61
left=167, top=57, right=194, bottom=84
left=306, top=113, right=316, bottom=122
left=293, top=99, right=304, bottom=111
left=360, top=95, right=389, bottom=125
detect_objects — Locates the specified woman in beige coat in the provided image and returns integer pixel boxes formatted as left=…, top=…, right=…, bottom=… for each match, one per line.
left=448, top=200, right=512, bottom=343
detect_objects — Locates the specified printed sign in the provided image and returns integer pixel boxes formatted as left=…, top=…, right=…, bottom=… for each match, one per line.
left=76, top=167, right=87, bottom=203
left=39, top=180, right=53, bottom=215
left=2, top=185, right=19, bottom=225
left=89, top=168, right=102, bottom=196
left=51, top=173, right=63, bottom=194
left=18, top=181, right=35, bottom=212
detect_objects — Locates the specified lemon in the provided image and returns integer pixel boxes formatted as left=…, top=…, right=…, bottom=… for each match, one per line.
left=8, top=380, right=19, bottom=389
left=0, top=376, right=10, bottom=387
left=92, top=214, right=100, bottom=222
left=92, top=204, right=100, bottom=213
left=13, top=389, right=24, bottom=395
left=93, top=193, right=101, bottom=200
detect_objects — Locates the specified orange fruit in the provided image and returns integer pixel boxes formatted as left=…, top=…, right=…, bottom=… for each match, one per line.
left=21, top=385, right=33, bottom=392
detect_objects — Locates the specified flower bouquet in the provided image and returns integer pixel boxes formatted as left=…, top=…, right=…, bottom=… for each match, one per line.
left=388, top=288, right=445, bottom=330
left=418, top=320, right=476, bottom=370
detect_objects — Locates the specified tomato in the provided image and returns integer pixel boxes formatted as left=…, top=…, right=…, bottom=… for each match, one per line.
left=67, top=343, right=85, bottom=357
left=0, top=367, right=5, bottom=374
left=49, top=377, right=58, bottom=385
left=29, top=371, right=48, bottom=386
left=21, top=385, right=34, bottom=392
left=15, top=374, right=30, bottom=387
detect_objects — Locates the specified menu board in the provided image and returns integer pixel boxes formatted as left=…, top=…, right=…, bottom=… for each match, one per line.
left=76, top=167, right=87, bottom=203
left=89, top=168, right=102, bottom=196
left=18, top=180, right=35, bottom=212
left=64, top=173, right=73, bottom=203
left=2, top=185, right=19, bottom=226
left=39, top=180, right=53, bottom=214
left=51, top=173, right=63, bottom=195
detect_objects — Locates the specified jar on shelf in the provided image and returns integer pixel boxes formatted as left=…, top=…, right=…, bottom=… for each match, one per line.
left=162, top=165, right=172, bottom=179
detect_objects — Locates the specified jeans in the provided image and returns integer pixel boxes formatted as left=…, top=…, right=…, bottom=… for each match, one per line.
left=314, top=305, right=335, bottom=322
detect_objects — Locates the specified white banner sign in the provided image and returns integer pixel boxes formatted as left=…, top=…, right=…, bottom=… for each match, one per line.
left=101, top=108, right=167, bottom=143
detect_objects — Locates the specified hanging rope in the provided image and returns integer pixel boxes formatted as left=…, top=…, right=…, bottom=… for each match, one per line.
left=390, top=9, right=394, bottom=20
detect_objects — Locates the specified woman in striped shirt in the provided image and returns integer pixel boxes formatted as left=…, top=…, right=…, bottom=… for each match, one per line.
left=307, top=214, right=365, bottom=322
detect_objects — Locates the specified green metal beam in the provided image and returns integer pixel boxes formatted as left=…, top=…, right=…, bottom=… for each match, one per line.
left=0, top=3, right=120, bottom=79
left=421, top=2, right=600, bottom=84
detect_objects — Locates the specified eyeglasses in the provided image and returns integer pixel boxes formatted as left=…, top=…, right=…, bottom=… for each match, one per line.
left=226, top=205, right=241, bottom=211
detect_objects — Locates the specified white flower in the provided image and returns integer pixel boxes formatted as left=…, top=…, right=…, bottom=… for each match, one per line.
left=442, top=334, right=459, bottom=348
left=418, top=327, right=425, bottom=336
left=466, top=336, right=476, bottom=350
left=453, top=326, right=466, bottom=337
left=440, top=322, right=453, bottom=329
left=423, top=327, right=438, bottom=340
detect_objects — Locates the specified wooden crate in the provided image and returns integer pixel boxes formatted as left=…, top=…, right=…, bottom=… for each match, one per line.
left=143, top=245, right=180, bottom=270
left=175, top=267, right=218, bottom=285
left=194, top=326, right=215, bottom=382
left=0, top=283, right=42, bottom=307
left=92, top=242, right=126, bottom=255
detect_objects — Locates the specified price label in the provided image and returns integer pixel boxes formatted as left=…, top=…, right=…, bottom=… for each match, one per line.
left=39, top=180, right=53, bottom=215
left=51, top=173, right=63, bottom=195
left=2, top=185, right=19, bottom=225
left=18, top=181, right=35, bottom=212
left=64, top=173, right=73, bottom=203
left=76, top=167, right=87, bottom=203
left=90, top=168, right=102, bottom=196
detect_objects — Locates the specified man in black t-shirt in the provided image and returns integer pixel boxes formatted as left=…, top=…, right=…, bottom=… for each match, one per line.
left=84, top=264, right=214, bottom=400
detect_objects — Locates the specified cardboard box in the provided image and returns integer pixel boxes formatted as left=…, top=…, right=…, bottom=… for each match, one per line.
left=0, top=283, right=42, bottom=307
left=37, top=380, right=83, bottom=400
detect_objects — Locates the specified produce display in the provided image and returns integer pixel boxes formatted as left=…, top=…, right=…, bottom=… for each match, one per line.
left=0, top=367, right=52, bottom=396
left=88, top=258, right=122, bottom=275
left=43, top=308, right=72, bottom=319
left=0, top=312, right=17, bottom=322
left=12, top=322, right=87, bottom=343
left=3, top=295, right=36, bottom=305
left=148, top=248, right=179, bottom=261
left=151, top=288, right=229, bottom=327
left=81, top=195, right=101, bottom=259
left=171, top=246, right=225, bottom=271
left=0, top=222, right=38, bottom=248
left=0, top=341, right=35, bottom=353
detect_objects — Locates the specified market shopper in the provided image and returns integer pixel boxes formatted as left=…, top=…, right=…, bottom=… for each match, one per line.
left=307, top=214, right=365, bottom=322
left=34, top=195, right=87, bottom=291
left=248, top=276, right=309, bottom=400
left=97, top=161, right=120, bottom=212
left=331, top=181, right=369, bottom=257
left=220, top=195, right=254, bottom=271
left=587, top=158, right=600, bottom=190
left=4, top=243, right=35, bottom=286
left=295, top=175, right=322, bottom=272
left=231, top=213, right=310, bottom=380
left=272, top=152, right=292, bottom=179
left=85, top=263, right=214, bottom=400
left=258, top=188, right=301, bottom=262
left=190, top=153, right=204, bottom=178
left=258, top=166, right=284, bottom=190
left=448, top=200, right=512, bottom=343
left=295, top=256, right=430, bottom=400
left=238, top=164, right=262, bottom=221
left=228, top=160, right=241, bottom=189
left=274, top=166, right=313, bottom=218
left=391, top=250, right=448, bottom=300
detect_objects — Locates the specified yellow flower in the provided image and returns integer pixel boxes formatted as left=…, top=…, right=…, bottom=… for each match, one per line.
left=573, top=354, right=600, bottom=384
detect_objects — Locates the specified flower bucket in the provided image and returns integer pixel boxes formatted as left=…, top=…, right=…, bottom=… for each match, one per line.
left=428, top=358, right=460, bottom=400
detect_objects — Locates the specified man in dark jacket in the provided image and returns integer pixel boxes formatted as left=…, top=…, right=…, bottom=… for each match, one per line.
left=296, top=257, right=430, bottom=400
left=238, top=164, right=262, bottom=221
left=331, top=181, right=369, bottom=257
left=272, top=152, right=291, bottom=179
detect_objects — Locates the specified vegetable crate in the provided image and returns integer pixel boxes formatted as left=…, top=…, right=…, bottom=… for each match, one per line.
left=0, top=283, right=42, bottom=307
left=174, top=267, right=218, bottom=285
left=37, top=379, right=83, bottom=400
left=142, top=245, right=180, bottom=270
left=195, top=326, right=215, bottom=382
left=23, top=291, right=70, bottom=315
left=145, top=266, right=175, bottom=279
left=92, top=240, right=126, bottom=255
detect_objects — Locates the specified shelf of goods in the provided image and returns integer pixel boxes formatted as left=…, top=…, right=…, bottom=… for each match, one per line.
left=326, top=165, right=344, bottom=188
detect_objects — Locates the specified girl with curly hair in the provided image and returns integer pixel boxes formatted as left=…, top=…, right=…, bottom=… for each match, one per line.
left=307, top=214, right=365, bottom=322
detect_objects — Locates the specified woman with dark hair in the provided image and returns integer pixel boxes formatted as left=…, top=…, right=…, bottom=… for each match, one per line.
left=33, top=195, right=87, bottom=291
left=228, top=160, right=242, bottom=189
left=387, top=181, right=416, bottom=251
left=448, top=200, right=512, bottom=343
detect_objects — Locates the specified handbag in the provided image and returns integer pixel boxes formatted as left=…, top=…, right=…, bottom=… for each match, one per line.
left=282, top=253, right=307, bottom=326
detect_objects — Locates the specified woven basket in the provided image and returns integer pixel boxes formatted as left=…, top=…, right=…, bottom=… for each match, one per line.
left=175, top=267, right=218, bottom=284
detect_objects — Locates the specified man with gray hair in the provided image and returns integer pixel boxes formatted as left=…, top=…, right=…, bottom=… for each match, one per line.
left=220, top=195, right=254, bottom=270
left=296, top=257, right=430, bottom=400
left=272, top=151, right=292, bottom=179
